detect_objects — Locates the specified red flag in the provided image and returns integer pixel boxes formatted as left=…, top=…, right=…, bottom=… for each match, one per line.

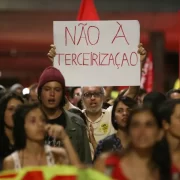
left=77, top=0, right=99, bottom=20
left=141, top=53, right=154, bottom=92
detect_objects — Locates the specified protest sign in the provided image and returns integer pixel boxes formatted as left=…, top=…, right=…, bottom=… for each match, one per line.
left=53, top=20, right=140, bottom=86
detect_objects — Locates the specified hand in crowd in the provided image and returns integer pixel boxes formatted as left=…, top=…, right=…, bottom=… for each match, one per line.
left=88, top=124, right=97, bottom=150
left=47, top=44, right=56, bottom=62
left=45, top=124, right=68, bottom=142
left=138, top=43, right=147, bottom=64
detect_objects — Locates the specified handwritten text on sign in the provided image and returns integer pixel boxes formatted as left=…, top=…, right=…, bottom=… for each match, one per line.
left=53, top=21, right=140, bottom=86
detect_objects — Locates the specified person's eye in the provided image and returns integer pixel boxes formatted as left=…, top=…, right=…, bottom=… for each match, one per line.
left=55, top=88, right=61, bottom=92
left=146, top=122, right=155, bottom=127
left=131, top=122, right=140, bottom=128
left=44, top=88, right=50, bottom=91
left=84, top=93, right=90, bottom=97
left=30, top=119, right=36, bottom=124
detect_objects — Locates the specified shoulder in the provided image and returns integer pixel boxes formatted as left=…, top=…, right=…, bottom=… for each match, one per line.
left=103, top=134, right=115, bottom=141
left=106, top=106, right=113, bottom=112
left=97, top=134, right=115, bottom=147
left=64, top=110, right=86, bottom=127
left=3, top=154, right=14, bottom=170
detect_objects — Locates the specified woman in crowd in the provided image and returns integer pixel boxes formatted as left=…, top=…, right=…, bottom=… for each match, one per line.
left=94, top=105, right=171, bottom=180
left=94, top=96, right=137, bottom=161
left=3, top=103, right=81, bottom=171
left=0, top=93, right=24, bottom=169
left=159, top=99, right=180, bottom=177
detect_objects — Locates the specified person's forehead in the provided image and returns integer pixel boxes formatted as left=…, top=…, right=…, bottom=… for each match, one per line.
left=171, top=92, right=180, bottom=99
left=7, top=98, right=22, bottom=107
left=82, top=86, right=102, bottom=92
left=43, top=81, right=62, bottom=87
left=116, top=101, right=129, bottom=109
left=74, top=88, right=81, bottom=93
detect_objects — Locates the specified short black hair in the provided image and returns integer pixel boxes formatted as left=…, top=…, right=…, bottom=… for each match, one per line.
left=13, top=103, right=47, bottom=150
left=166, top=89, right=180, bottom=99
left=111, top=96, right=137, bottom=130
left=159, top=99, right=180, bottom=124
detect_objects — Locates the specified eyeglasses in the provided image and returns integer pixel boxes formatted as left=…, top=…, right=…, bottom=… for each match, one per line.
left=83, top=92, right=103, bottom=99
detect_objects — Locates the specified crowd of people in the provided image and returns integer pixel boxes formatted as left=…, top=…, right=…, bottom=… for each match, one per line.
left=0, top=43, right=180, bottom=180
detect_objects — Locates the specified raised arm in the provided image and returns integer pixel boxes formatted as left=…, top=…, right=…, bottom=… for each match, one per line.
left=47, top=44, right=56, bottom=64
left=124, top=43, right=147, bottom=99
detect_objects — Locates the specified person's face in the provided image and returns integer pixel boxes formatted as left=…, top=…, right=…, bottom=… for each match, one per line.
left=115, top=101, right=131, bottom=129
left=15, top=87, right=23, bottom=96
left=40, top=81, right=63, bottom=109
left=29, top=88, right=38, bottom=103
left=82, top=87, right=104, bottom=113
left=129, top=111, right=160, bottom=149
left=72, top=88, right=82, bottom=105
left=164, top=104, right=180, bottom=138
left=4, top=98, right=23, bottom=128
left=171, top=93, right=180, bottom=100
left=24, top=108, right=46, bottom=141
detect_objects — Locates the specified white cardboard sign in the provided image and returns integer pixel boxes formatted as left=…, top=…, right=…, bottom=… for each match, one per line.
left=53, top=20, right=140, bottom=86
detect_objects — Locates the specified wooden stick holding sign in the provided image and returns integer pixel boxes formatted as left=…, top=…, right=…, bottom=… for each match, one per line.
left=53, top=20, right=140, bottom=87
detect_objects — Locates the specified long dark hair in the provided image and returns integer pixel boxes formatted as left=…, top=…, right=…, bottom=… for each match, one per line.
left=13, top=103, right=47, bottom=150
left=0, top=92, right=24, bottom=158
left=126, top=105, right=171, bottom=180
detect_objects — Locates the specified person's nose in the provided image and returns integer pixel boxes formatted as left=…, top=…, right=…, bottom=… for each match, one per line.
left=90, top=94, right=96, bottom=100
left=50, top=89, right=55, bottom=97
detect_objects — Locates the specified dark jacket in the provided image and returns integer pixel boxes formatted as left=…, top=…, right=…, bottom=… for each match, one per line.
left=64, top=110, right=92, bottom=164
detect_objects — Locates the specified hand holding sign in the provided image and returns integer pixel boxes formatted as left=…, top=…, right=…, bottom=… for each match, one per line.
left=138, top=43, right=147, bottom=64
left=47, top=44, right=56, bottom=63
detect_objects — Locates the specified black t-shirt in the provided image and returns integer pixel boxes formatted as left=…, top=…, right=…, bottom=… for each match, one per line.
left=45, top=112, right=66, bottom=147
left=46, top=112, right=66, bottom=128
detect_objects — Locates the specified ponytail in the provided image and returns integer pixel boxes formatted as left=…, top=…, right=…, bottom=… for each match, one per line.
left=152, top=137, right=171, bottom=180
